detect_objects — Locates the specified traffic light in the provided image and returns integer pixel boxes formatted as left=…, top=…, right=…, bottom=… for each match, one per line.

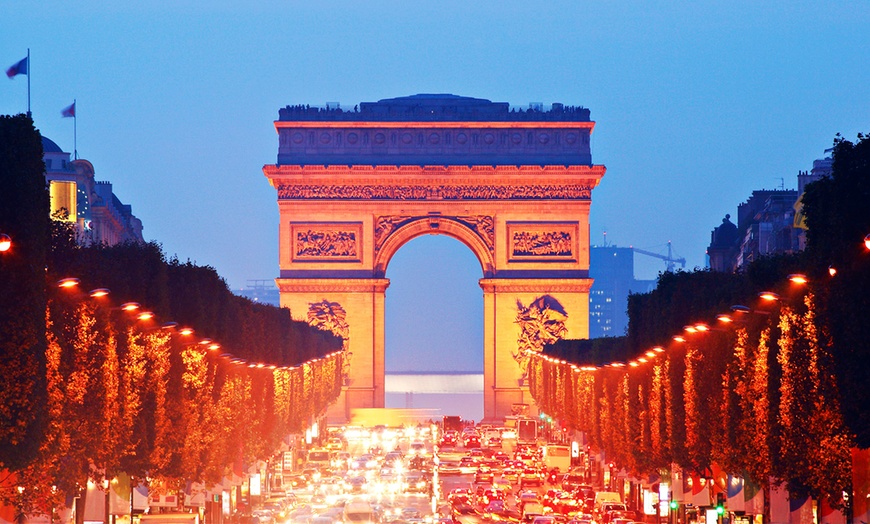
left=715, top=493, right=725, bottom=515
left=669, top=500, right=678, bottom=511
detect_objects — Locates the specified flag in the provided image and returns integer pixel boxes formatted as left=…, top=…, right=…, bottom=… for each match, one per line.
left=6, top=56, right=27, bottom=78
left=61, top=102, right=75, bottom=118
left=726, top=474, right=746, bottom=513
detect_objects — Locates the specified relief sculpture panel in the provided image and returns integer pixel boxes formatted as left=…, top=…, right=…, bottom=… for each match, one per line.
left=292, top=223, right=362, bottom=262
left=507, top=222, right=579, bottom=261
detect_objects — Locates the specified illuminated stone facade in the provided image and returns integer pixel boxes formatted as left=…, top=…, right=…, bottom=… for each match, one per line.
left=264, top=94, right=605, bottom=422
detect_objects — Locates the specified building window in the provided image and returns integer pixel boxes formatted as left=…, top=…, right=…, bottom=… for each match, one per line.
left=49, top=181, right=77, bottom=221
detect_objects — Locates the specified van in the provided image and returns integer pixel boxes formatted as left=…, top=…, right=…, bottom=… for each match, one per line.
left=593, top=491, right=622, bottom=510
left=522, top=502, right=546, bottom=523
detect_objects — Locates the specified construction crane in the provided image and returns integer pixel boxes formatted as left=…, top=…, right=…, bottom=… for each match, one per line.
left=631, top=241, right=686, bottom=273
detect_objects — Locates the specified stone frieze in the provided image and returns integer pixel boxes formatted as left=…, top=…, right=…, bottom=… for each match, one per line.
left=276, top=184, right=592, bottom=201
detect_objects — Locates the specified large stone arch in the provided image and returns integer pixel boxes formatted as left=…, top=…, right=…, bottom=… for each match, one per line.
left=373, top=215, right=495, bottom=278
left=264, top=95, right=605, bottom=423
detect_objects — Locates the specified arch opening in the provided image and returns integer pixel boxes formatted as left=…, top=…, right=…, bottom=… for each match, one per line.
left=384, top=234, right=484, bottom=422
left=374, top=216, right=495, bottom=278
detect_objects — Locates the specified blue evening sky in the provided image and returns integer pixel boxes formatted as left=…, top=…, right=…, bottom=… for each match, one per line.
left=3, top=1, right=868, bottom=373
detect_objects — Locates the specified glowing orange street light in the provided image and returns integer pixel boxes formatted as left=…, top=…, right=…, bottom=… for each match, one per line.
left=207, top=343, right=221, bottom=351
left=864, top=234, right=870, bottom=250
left=684, top=325, right=697, bottom=334
left=89, top=288, right=110, bottom=298
left=717, top=314, right=734, bottom=323
left=758, top=291, right=780, bottom=302
left=179, top=327, right=194, bottom=336
left=828, top=265, right=837, bottom=277
left=0, top=234, right=11, bottom=252
left=198, top=338, right=212, bottom=346
left=673, top=335, right=686, bottom=343
left=57, top=277, right=80, bottom=288
left=788, top=274, right=808, bottom=285
left=695, top=323, right=709, bottom=332
left=652, top=346, right=665, bottom=353
left=161, top=322, right=178, bottom=330
left=645, top=350, right=657, bottom=358
left=731, top=305, right=751, bottom=314
left=136, top=311, right=154, bottom=321
left=121, top=302, right=140, bottom=312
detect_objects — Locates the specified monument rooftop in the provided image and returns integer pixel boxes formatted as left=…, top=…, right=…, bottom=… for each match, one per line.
left=278, top=94, right=591, bottom=122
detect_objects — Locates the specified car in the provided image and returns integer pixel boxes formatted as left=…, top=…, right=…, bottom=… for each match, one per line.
left=520, top=468, right=543, bottom=487
left=483, top=500, right=520, bottom=522
left=409, top=441, right=428, bottom=456
left=531, top=518, right=556, bottom=524
left=463, top=434, right=481, bottom=448
left=438, top=462, right=462, bottom=475
left=561, top=474, right=589, bottom=492
left=517, top=490, right=541, bottom=513
left=325, top=436, right=345, bottom=451
left=405, top=470, right=431, bottom=493
left=440, top=431, right=458, bottom=447
left=475, top=466, right=495, bottom=484
left=477, top=487, right=507, bottom=507
left=448, top=488, right=474, bottom=506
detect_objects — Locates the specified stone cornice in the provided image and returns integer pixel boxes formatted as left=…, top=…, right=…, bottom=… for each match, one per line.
left=264, top=165, right=606, bottom=199
left=276, top=278, right=390, bottom=293
left=479, top=278, right=593, bottom=293
left=275, top=121, right=596, bottom=131
left=264, top=164, right=605, bottom=176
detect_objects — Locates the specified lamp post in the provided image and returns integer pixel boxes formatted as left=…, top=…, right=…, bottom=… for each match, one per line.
left=0, top=233, right=11, bottom=252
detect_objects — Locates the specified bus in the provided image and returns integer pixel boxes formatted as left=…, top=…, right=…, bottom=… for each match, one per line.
left=542, top=444, right=571, bottom=472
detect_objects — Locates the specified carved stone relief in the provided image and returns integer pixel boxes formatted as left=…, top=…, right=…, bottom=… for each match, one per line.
left=295, top=229, right=358, bottom=258
left=277, top=184, right=593, bottom=201
left=513, top=295, right=568, bottom=378
left=374, top=214, right=495, bottom=256
left=307, top=299, right=351, bottom=379
left=511, top=230, right=573, bottom=257
left=291, top=223, right=362, bottom=261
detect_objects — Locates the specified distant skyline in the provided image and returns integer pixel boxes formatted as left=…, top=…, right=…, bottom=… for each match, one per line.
left=3, top=1, right=868, bottom=373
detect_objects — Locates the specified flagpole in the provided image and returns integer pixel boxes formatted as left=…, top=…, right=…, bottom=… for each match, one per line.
left=26, top=48, right=31, bottom=117
left=73, top=98, right=77, bottom=160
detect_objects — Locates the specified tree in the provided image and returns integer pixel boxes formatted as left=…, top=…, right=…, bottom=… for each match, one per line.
left=802, top=133, right=870, bottom=447
left=0, top=114, right=49, bottom=470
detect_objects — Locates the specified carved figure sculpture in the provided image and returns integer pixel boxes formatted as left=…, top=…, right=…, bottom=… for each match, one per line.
left=513, top=295, right=568, bottom=377
left=307, top=300, right=351, bottom=377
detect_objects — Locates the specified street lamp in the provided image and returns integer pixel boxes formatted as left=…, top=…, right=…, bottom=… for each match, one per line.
left=0, top=233, right=11, bottom=252
left=57, top=277, right=80, bottom=288
left=758, top=291, right=780, bottom=302
left=864, top=233, right=870, bottom=251
left=788, top=274, right=808, bottom=285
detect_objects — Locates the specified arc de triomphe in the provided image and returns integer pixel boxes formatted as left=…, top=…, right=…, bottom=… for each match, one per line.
left=263, top=94, right=605, bottom=422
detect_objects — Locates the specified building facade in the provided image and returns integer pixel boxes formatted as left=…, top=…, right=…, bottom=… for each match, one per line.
left=588, top=246, right=655, bottom=338
left=42, top=136, right=143, bottom=245
left=707, top=152, right=830, bottom=272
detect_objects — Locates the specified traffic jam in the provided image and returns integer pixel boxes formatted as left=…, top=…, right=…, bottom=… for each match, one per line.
left=240, top=416, right=650, bottom=524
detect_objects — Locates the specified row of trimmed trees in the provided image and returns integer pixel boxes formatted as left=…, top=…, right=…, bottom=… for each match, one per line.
left=530, top=288, right=852, bottom=507
left=531, top=133, right=869, bottom=510
left=0, top=114, right=345, bottom=521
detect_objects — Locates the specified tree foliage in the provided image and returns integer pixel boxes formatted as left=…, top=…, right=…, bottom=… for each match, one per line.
left=0, top=118, right=345, bottom=520
left=0, top=114, right=49, bottom=470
